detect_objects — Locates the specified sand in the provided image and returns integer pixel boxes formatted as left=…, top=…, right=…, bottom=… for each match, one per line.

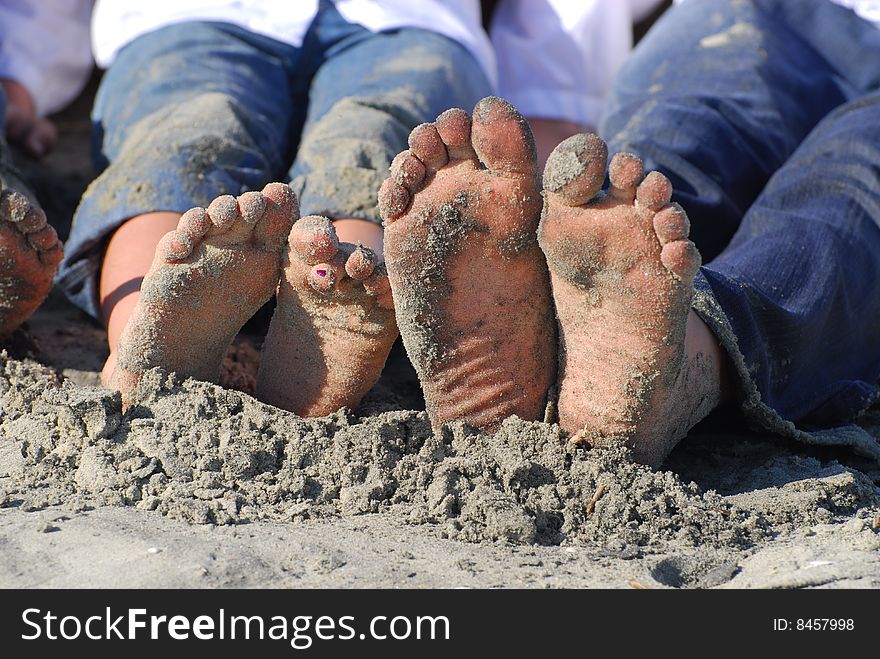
left=1, top=286, right=879, bottom=590
left=1, top=76, right=879, bottom=590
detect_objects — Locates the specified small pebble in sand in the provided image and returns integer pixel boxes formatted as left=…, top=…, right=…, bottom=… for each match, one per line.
left=147, top=547, right=162, bottom=554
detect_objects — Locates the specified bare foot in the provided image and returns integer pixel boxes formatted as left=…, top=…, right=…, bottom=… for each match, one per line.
left=539, top=134, right=722, bottom=466
left=256, top=216, right=397, bottom=415
left=0, top=187, right=63, bottom=338
left=108, top=183, right=297, bottom=402
left=381, top=97, right=556, bottom=430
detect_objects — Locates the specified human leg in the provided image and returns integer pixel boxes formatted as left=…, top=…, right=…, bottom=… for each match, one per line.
left=56, top=22, right=301, bottom=387
left=694, top=92, right=880, bottom=457
left=108, top=184, right=297, bottom=402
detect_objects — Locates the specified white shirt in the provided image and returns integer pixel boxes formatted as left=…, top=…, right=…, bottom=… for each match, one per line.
left=91, top=1, right=494, bottom=84
left=825, top=0, right=880, bottom=25
left=6, top=1, right=880, bottom=122
left=0, top=0, right=93, bottom=116
left=491, top=0, right=661, bottom=127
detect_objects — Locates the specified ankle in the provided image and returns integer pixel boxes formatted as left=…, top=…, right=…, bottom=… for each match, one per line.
left=684, top=309, right=731, bottom=406
left=333, top=218, right=384, bottom=256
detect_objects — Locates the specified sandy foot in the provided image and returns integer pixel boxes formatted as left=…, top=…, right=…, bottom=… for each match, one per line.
left=0, top=187, right=63, bottom=338
left=256, top=216, right=397, bottom=416
left=381, top=97, right=556, bottom=430
left=108, top=183, right=297, bottom=403
left=539, top=134, right=722, bottom=466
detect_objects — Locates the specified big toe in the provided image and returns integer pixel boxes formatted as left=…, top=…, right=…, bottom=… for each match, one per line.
left=288, top=215, right=346, bottom=294
left=290, top=215, right=340, bottom=265
left=471, top=96, right=539, bottom=179
left=543, top=133, right=608, bottom=206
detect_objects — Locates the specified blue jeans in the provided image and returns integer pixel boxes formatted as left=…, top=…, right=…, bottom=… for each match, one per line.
left=602, top=0, right=880, bottom=459
left=59, top=4, right=491, bottom=319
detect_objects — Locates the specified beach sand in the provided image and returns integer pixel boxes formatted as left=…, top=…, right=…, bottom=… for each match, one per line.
left=1, top=76, right=878, bottom=590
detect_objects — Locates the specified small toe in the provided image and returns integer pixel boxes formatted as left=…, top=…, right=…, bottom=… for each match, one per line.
left=345, top=245, right=377, bottom=281
left=636, top=171, right=673, bottom=211
left=543, top=133, right=607, bottom=206
left=378, top=178, right=411, bottom=222
left=363, top=267, right=393, bottom=308
left=238, top=191, right=267, bottom=225
left=608, top=152, right=644, bottom=201
left=26, top=225, right=58, bottom=251
left=390, top=150, right=427, bottom=192
left=291, top=215, right=339, bottom=265
left=408, top=122, right=448, bottom=172
left=163, top=230, right=193, bottom=262
left=308, top=262, right=341, bottom=293
left=653, top=203, right=690, bottom=245
left=39, top=243, right=64, bottom=267
left=18, top=206, right=48, bottom=233
left=207, top=194, right=239, bottom=230
left=660, top=239, right=701, bottom=281
left=177, top=207, right=212, bottom=240
left=435, top=107, right=478, bottom=163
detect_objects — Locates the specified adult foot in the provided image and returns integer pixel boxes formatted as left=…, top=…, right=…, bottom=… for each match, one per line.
left=381, top=97, right=556, bottom=430
left=108, top=183, right=297, bottom=402
left=0, top=187, right=63, bottom=338
left=256, top=216, right=397, bottom=416
left=539, top=134, right=722, bottom=466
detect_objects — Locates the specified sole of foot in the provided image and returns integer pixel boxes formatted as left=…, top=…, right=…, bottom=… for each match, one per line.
left=381, top=96, right=556, bottom=431
left=539, top=133, right=721, bottom=467
left=108, top=182, right=297, bottom=404
left=255, top=215, right=397, bottom=416
left=0, top=187, right=63, bottom=338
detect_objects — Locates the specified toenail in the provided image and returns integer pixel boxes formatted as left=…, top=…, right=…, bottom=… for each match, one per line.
left=309, top=264, right=337, bottom=292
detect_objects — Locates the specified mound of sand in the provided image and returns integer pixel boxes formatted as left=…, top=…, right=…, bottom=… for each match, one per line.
left=2, top=353, right=877, bottom=562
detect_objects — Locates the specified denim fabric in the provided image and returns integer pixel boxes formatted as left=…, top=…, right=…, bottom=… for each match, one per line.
left=601, top=0, right=880, bottom=458
left=58, top=2, right=491, bottom=319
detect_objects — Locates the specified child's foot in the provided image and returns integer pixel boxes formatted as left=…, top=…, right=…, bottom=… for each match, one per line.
left=0, top=187, right=63, bottom=338
left=539, top=134, right=720, bottom=466
left=381, top=97, right=556, bottom=430
left=108, top=183, right=297, bottom=402
left=255, top=216, right=397, bottom=416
